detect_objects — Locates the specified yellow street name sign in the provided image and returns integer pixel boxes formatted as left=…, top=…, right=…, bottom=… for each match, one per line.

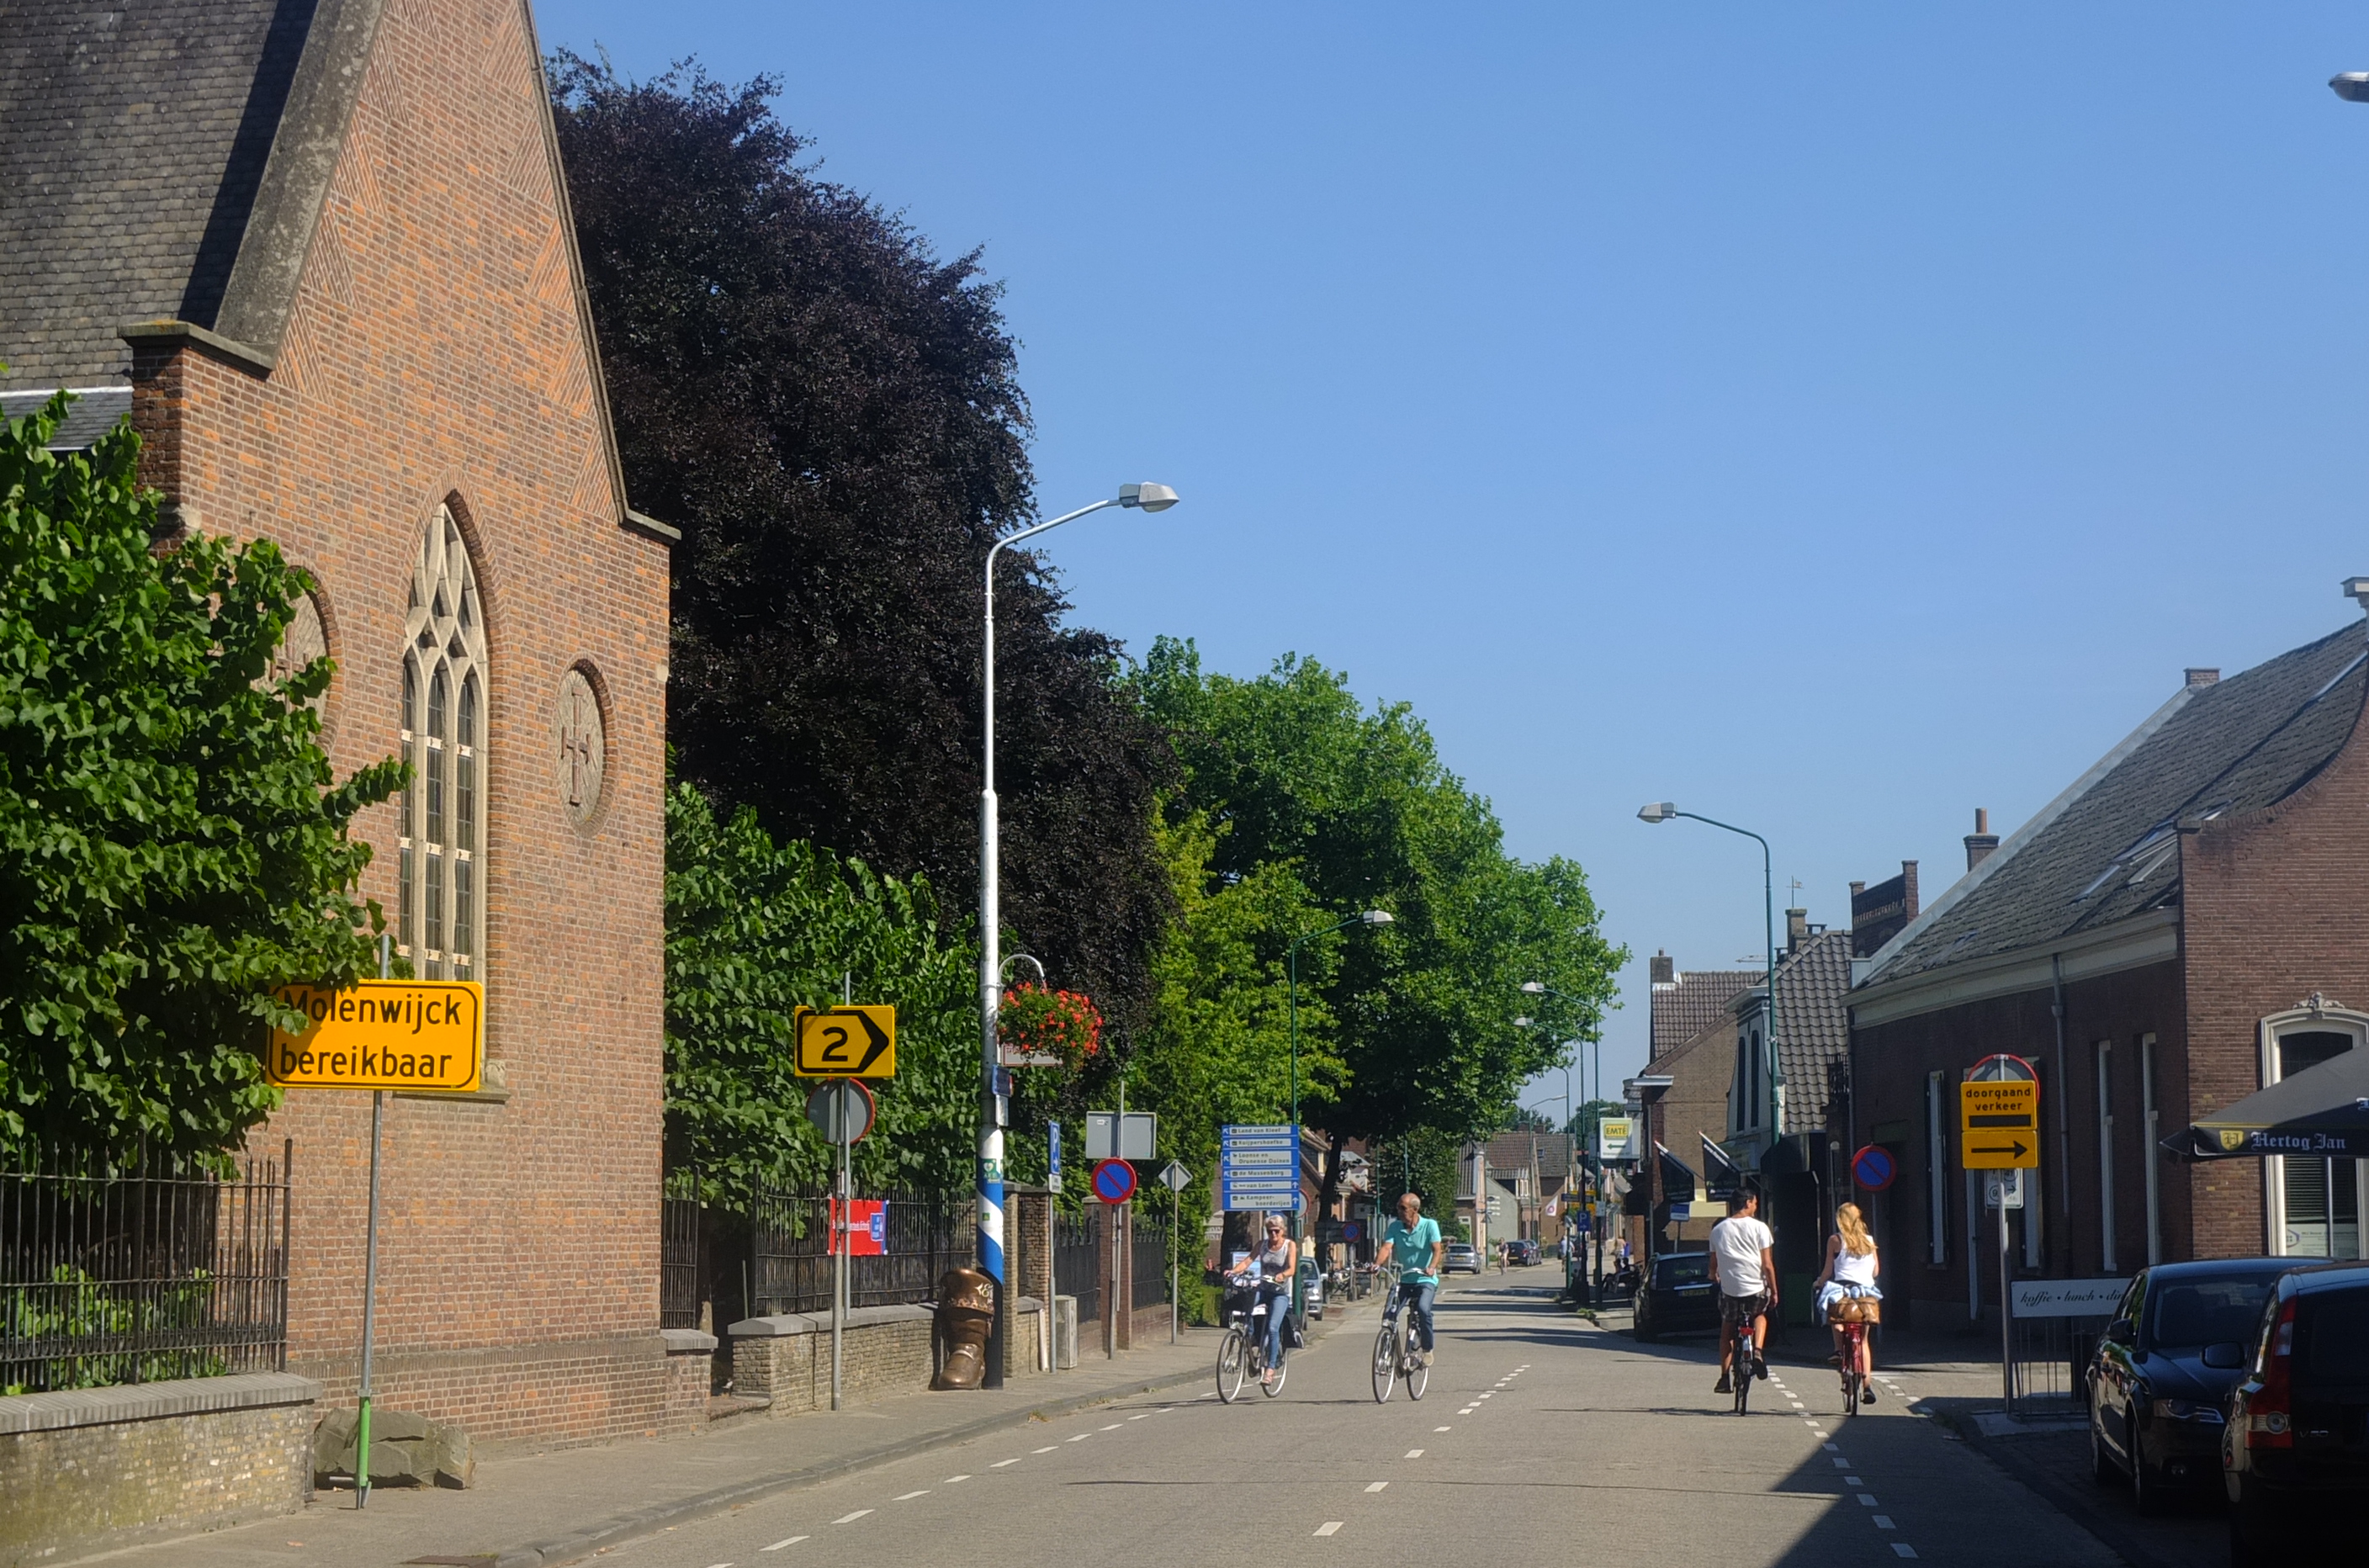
left=266, top=980, right=484, bottom=1093
left=1960, top=1078, right=2039, bottom=1168
left=794, top=1005, right=897, bottom=1078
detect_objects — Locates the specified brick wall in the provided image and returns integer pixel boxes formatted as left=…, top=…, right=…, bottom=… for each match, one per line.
left=131, top=0, right=673, bottom=1446
left=1850, top=961, right=2184, bottom=1328
left=0, top=1375, right=317, bottom=1568
left=2181, top=686, right=2369, bottom=1259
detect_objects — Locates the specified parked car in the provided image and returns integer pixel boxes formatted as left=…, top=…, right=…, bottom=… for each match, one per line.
left=2088, top=1257, right=2310, bottom=1512
left=2223, top=1260, right=2369, bottom=1564
left=1301, top=1258, right=1325, bottom=1322
left=1507, top=1238, right=1541, bottom=1266
left=1444, top=1242, right=1481, bottom=1274
left=1631, top=1250, right=1720, bottom=1342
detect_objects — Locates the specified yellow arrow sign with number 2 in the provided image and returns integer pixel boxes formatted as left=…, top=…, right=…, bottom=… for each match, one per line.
left=794, top=1006, right=897, bottom=1078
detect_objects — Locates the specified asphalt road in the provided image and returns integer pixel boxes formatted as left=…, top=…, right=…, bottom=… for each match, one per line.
left=572, top=1276, right=2126, bottom=1568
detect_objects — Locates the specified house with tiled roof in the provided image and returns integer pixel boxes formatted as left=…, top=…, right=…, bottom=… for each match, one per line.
left=1647, top=952, right=1757, bottom=1061
left=1851, top=597, right=2369, bottom=1330
left=3, top=0, right=686, bottom=1475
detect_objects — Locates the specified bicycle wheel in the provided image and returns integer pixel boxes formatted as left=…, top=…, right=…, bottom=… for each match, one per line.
left=1406, top=1345, right=1429, bottom=1401
left=1843, top=1368, right=1862, bottom=1417
left=1732, top=1332, right=1752, bottom=1417
left=1370, top=1322, right=1399, bottom=1403
left=1216, top=1327, right=1249, bottom=1404
left=1263, top=1348, right=1289, bottom=1398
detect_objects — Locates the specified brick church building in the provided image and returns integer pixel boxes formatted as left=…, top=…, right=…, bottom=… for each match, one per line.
left=3, top=0, right=691, bottom=1438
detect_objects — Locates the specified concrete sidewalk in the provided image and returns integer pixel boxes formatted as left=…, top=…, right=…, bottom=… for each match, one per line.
left=98, top=1296, right=1386, bottom=1568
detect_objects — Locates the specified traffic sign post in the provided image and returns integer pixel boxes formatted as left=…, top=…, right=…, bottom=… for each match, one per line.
left=1220, top=1124, right=1301, bottom=1213
left=1091, top=1158, right=1138, bottom=1205
left=793, top=1005, right=897, bottom=1078
left=1963, top=1053, right=2040, bottom=1412
left=1158, top=1161, right=1191, bottom=1344
left=1851, top=1144, right=1898, bottom=1192
left=803, top=1077, right=877, bottom=1412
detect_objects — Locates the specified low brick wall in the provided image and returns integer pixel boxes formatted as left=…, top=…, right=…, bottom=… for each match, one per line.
left=0, top=1372, right=319, bottom=1568
left=294, top=1330, right=702, bottom=1445
left=730, top=1299, right=1047, bottom=1415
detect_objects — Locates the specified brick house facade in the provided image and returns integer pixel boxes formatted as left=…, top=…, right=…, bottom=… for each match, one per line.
left=3, top=0, right=686, bottom=1440
left=1849, top=614, right=2369, bottom=1332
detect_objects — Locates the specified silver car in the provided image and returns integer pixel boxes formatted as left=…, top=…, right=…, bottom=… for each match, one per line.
left=1444, top=1242, right=1481, bottom=1274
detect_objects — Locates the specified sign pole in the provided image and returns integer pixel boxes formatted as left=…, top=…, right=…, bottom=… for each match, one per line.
left=1169, top=1184, right=1179, bottom=1346
left=357, top=935, right=390, bottom=1509
left=1999, top=1189, right=2012, bottom=1414
left=835, top=1089, right=849, bottom=1413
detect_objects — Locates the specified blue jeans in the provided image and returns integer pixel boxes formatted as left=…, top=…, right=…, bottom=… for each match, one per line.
left=1258, top=1284, right=1290, bottom=1366
left=1396, top=1279, right=1437, bottom=1351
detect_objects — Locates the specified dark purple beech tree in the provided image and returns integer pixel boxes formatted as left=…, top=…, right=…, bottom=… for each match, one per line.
left=550, top=56, right=1173, bottom=1052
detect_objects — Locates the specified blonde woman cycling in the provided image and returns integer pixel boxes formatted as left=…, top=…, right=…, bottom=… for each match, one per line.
left=1812, top=1203, right=1883, bottom=1404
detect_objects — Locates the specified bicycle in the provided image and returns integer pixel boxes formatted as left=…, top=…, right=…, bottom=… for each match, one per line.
left=1370, top=1281, right=1433, bottom=1403
left=1216, top=1285, right=1290, bottom=1403
left=1728, top=1311, right=1757, bottom=1417
left=1838, top=1318, right=1868, bottom=1417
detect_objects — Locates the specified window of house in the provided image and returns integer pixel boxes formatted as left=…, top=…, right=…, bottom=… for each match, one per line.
left=2270, top=1028, right=2360, bottom=1259
left=397, top=506, right=487, bottom=983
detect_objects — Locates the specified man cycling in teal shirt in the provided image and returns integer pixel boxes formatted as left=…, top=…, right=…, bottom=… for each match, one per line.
left=1380, top=1192, right=1444, bottom=1365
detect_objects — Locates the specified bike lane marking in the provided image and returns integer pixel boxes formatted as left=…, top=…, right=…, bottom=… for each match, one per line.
left=759, top=1536, right=806, bottom=1551
left=1314, top=1522, right=1343, bottom=1537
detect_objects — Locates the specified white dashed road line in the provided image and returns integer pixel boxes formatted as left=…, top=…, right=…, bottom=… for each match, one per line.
left=991, top=1458, right=1023, bottom=1468
left=1364, top=1481, right=1388, bottom=1492
left=893, top=1490, right=929, bottom=1502
left=1404, top=1449, right=1424, bottom=1459
left=1315, top=1522, right=1343, bottom=1537
left=831, top=1510, right=872, bottom=1525
left=760, top=1537, right=806, bottom=1552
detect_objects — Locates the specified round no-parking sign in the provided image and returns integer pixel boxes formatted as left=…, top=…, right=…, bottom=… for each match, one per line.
left=1091, top=1157, right=1138, bottom=1205
left=1852, top=1144, right=1897, bottom=1192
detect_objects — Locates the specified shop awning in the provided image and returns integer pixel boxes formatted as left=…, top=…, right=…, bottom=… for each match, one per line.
left=2165, top=1047, right=2369, bottom=1161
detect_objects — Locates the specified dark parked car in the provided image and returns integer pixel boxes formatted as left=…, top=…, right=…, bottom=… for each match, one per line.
left=2087, top=1258, right=2308, bottom=1512
left=2223, top=1261, right=2369, bottom=1564
left=1507, top=1238, right=1541, bottom=1266
left=1631, top=1251, right=1720, bottom=1342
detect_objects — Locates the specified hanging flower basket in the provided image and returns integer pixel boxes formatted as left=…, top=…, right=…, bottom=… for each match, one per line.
left=998, top=983, right=1102, bottom=1071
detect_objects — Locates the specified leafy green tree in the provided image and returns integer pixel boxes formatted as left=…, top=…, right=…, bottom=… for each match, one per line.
left=553, top=57, right=1174, bottom=1053
left=664, top=783, right=977, bottom=1199
left=1133, top=638, right=1624, bottom=1162
left=0, top=393, right=400, bottom=1159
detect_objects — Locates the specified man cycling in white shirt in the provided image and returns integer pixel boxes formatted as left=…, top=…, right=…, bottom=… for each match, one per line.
left=1709, top=1188, right=1778, bottom=1396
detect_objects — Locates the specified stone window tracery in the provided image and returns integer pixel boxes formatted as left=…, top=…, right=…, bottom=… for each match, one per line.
left=397, top=506, right=487, bottom=982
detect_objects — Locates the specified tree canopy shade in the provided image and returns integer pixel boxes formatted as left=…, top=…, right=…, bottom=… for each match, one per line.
left=664, top=783, right=977, bottom=1199
left=1132, top=638, right=1625, bottom=1149
left=0, top=393, right=401, bottom=1158
left=552, top=57, right=1174, bottom=1049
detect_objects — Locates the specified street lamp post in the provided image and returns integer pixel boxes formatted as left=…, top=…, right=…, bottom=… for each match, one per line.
left=978, top=483, right=1178, bottom=1389
left=1636, top=803, right=1783, bottom=1146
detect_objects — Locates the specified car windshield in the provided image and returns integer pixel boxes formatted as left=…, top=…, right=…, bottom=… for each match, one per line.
left=2149, top=1274, right=2281, bottom=1348
left=1657, top=1255, right=1709, bottom=1286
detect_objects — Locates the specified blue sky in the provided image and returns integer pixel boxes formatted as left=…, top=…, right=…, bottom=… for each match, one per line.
left=538, top=2, right=2369, bottom=1104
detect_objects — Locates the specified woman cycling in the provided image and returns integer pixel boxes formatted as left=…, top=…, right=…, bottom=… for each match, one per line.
left=1812, top=1202, right=1883, bottom=1403
left=1228, top=1214, right=1298, bottom=1387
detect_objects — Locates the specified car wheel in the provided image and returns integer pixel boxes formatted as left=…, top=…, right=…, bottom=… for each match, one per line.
left=2128, top=1428, right=2166, bottom=1516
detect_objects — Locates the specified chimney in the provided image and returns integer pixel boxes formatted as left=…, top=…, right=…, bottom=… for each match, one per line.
left=1649, top=951, right=1675, bottom=987
left=1786, top=908, right=1809, bottom=953
left=1965, top=808, right=2000, bottom=872
left=1902, top=861, right=1920, bottom=920
left=1848, top=881, right=1865, bottom=900
left=2185, top=668, right=2219, bottom=688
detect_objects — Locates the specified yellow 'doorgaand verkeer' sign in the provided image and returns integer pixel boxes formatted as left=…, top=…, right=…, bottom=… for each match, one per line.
left=266, top=980, right=484, bottom=1093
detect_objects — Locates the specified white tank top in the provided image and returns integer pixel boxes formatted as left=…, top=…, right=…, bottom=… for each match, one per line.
left=1835, top=1244, right=1878, bottom=1288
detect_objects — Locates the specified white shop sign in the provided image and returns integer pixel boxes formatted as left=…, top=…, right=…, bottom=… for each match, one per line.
left=2008, top=1277, right=2129, bottom=1318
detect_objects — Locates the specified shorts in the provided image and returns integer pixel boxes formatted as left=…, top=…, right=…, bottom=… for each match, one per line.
left=1720, top=1290, right=1771, bottom=1327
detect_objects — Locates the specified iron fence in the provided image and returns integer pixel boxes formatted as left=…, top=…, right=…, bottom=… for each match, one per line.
left=2, top=1142, right=291, bottom=1394
left=749, top=1189, right=971, bottom=1316
left=1132, top=1215, right=1169, bottom=1311
left=660, top=1195, right=702, bottom=1330
left=1053, top=1206, right=1100, bottom=1328
left=2011, top=1311, right=2112, bottom=1405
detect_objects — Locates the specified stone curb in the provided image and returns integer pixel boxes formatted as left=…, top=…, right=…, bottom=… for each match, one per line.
left=488, top=1298, right=1374, bottom=1568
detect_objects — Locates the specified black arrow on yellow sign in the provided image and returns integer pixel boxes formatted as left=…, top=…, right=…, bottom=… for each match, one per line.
left=1972, top=1140, right=2031, bottom=1160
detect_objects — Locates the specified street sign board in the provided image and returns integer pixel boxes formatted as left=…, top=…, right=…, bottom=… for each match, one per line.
left=1960, top=1078, right=2040, bottom=1168
left=804, top=1078, right=876, bottom=1143
left=1342, top=1220, right=1363, bottom=1243
left=1596, top=1117, right=1636, bottom=1163
left=794, top=1006, right=896, bottom=1078
left=1048, top=1120, right=1063, bottom=1194
left=1091, top=1158, right=1138, bottom=1205
left=1985, top=1168, right=2027, bottom=1210
left=2008, top=1277, right=2129, bottom=1318
left=831, top=1198, right=887, bottom=1256
left=266, top=980, right=484, bottom=1092
left=1220, top=1124, right=1301, bottom=1211
left=1852, top=1145, right=1898, bottom=1191
left=1086, top=1111, right=1158, bottom=1161
left=1158, top=1160, right=1192, bottom=1194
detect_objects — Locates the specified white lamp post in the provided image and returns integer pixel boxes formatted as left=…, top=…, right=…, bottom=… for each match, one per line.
left=977, top=483, right=1178, bottom=1387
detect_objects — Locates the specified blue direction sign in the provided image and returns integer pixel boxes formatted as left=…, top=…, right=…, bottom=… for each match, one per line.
left=1220, top=1124, right=1302, bottom=1211
left=1092, top=1157, right=1138, bottom=1205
